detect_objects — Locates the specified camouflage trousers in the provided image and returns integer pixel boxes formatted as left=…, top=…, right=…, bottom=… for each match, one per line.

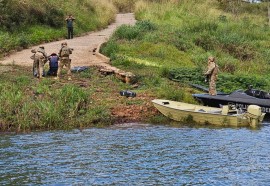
left=57, top=57, right=71, bottom=78
left=33, top=53, right=46, bottom=78
left=209, top=78, right=217, bottom=96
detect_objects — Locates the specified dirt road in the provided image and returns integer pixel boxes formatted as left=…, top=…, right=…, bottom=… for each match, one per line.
left=0, top=13, right=136, bottom=69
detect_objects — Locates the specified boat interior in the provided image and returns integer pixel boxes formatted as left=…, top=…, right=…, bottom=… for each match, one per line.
left=164, top=101, right=239, bottom=115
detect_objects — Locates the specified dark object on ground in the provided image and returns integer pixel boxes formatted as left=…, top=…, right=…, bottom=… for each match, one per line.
left=71, top=66, right=89, bottom=73
left=120, top=90, right=136, bottom=98
left=192, top=84, right=270, bottom=115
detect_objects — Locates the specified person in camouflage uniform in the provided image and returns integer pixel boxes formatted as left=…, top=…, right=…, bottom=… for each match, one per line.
left=204, top=56, right=219, bottom=96
left=55, top=42, right=73, bottom=80
left=31, top=46, right=48, bottom=79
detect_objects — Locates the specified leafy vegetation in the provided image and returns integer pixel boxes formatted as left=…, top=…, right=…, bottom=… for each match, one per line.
left=0, top=0, right=117, bottom=55
left=1, top=0, right=270, bottom=132
left=0, top=65, right=138, bottom=132
left=102, top=0, right=270, bottom=97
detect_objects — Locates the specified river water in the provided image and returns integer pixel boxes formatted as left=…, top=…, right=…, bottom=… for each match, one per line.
left=1, top=123, right=270, bottom=185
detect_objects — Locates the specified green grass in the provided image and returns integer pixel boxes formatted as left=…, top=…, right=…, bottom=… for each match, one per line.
left=101, top=0, right=270, bottom=95
left=1, top=0, right=270, bottom=131
left=0, top=66, right=112, bottom=132
left=0, top=0, right=117, bottom=54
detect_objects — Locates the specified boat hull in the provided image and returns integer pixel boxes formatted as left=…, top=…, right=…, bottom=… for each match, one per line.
left=152, top=99, right=264, bottom=127
left=192, top=92, right=270, bottom=115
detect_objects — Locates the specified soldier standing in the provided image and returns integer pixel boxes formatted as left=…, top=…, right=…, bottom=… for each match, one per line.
left=32, top=46, right=48, bottom=79
left=65, top=14, right=75, bottom=39
left=55, top=42, right=73, bottom=80
left=204, top=56, right=219, bottom=96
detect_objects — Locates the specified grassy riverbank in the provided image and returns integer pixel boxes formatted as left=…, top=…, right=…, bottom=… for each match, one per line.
left=0, top=64, right=173, bottom=132
left=1, top=0, right=270, bottom=132
left=102, top=0, right=270, bottom=93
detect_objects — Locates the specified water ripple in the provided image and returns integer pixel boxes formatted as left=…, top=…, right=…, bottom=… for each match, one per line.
left=1, top=124, right=270, bottom=185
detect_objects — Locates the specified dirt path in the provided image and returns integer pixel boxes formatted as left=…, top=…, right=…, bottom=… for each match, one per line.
left=0, top=13, right=136, bottom=69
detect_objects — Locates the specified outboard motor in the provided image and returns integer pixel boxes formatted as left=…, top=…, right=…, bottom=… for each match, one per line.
left=120, top=90, right=136, bottom=98
left=247, top=105, right=262, bottom=117
left=246, top=105, right=265, bottom=127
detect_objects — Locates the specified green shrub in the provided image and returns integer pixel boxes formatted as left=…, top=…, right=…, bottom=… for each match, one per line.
left=217, top=74, right=269, bottom=93
left=172, top=33, right=194, bottom=52
left=112, top=0, right=137, bottom=12
left=113, top=25, right=142, bottom=40
left=168, top=67, right=204, bottom=84
left=157, top=83, right=185, bottom=101
left=100, top=40, right=119, bottom=59
left=194, top=32, right=217, bottom=51
left=135, top=20, right=157, bottom=31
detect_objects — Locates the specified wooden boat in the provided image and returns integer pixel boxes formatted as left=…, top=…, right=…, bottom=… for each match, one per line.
left=152, top=99, right=265, bottom=127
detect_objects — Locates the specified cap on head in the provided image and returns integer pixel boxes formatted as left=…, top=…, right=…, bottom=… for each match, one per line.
left=39, top=46, right=45, bottom=49
left=61, top=42, right=67, bottom=46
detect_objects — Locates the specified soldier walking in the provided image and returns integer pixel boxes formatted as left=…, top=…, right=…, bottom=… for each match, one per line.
left=204, top=56, right=219, bottom=96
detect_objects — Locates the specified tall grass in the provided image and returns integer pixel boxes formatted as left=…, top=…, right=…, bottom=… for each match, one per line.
left=1, top=0, right=270, bottom=131
left=0, top=65, right=120, bottom=132
left=102, top=0, right=270, bottom=98
left=0, top=0, right=117, bottom=54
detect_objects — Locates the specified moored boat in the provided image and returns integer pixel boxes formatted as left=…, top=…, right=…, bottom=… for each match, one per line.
left=192, top=85, right=270, bottom=115
left=152, top=99, right=265, bottom=128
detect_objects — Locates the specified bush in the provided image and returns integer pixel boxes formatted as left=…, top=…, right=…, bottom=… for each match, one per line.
left=167, top=66, right=270, bottom=93
left=168, top=67, right=204, bottom=84
left=17, top=33, right=31, bottom=49
left=135, top=20, right=157, bottom=31
left=113, top=25, right=142, bottom=40
left=112, top=0, right=137, bottom=12
left=100, top=39, right=119, bottom=59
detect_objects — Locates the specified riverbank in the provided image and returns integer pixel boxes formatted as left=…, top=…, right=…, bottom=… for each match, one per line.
left=0, top=13, right=165, bottom=132
left=0, top=63, right=169, bottom=132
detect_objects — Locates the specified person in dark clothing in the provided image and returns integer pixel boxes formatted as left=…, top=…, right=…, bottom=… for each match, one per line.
left=47, top=53, right=59, bottom=76
left=65, top=14, right=75, bottom=39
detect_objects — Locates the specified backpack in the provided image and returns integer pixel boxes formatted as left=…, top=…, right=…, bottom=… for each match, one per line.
left=60, top=46, right=70, bottom=57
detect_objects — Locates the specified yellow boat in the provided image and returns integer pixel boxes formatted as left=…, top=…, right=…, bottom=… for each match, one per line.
left=152, top=99, right=265, bottom=128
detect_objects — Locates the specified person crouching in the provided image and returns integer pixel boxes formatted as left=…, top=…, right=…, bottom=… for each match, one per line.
left=47, top=53, right=59, bottom=76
